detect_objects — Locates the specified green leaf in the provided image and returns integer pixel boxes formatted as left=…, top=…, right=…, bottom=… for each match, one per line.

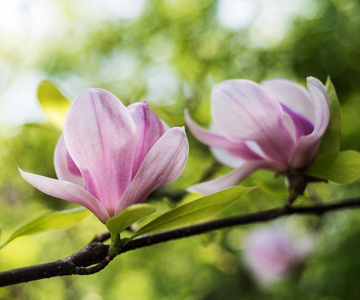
left=0, top=208, right=91, bottom=249
left=306, top=150, right=360, bottom=184
left=106, top=204, right=156, bottom=235
left=316, top=77, right=341, bottom=156
left=132, top=186, right=255, bottom=238
left=256, top=181, right=288, bottom=195
left=37, top=80, right=71, bottom=130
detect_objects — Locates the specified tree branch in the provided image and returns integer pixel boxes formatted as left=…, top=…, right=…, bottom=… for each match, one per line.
left=0, top=242, right=109, bottom=287
left=1, top=197, right=360, bottom=287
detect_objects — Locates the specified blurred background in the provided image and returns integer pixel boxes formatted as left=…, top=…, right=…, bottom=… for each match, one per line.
left=1, top=0, right=360, bottom=299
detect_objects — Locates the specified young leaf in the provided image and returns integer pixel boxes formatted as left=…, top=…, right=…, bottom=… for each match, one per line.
left=306, top=150, right=360, bottom=184
left=316, top=77, right=341, bottom=155
left=106, top=204, right=156, bottom=235
left=0, top=208, right=91, bottom=249
left=37, top=80, right=71, bottom=130
left=132, top=186, right=254, bottom=238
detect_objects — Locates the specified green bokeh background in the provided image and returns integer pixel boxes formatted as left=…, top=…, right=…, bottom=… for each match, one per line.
left=1, top=0, right=360, bottom=299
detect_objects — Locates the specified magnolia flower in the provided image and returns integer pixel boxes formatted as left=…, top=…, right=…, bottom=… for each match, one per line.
left=243, top=225, right=313, bottom=286
left=20, top=89, right=189, bottom=223
left=186, top=77, right=330, bottom=194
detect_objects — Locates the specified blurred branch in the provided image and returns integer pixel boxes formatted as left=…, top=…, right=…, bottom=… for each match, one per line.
left=90, top=231, right=111, bottom=243
left=1, top=197, right=360, bottom=287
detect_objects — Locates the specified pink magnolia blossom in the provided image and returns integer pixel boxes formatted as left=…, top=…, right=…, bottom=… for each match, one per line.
left=20, top=88, right=189, bottom=223
left=243, top=225, right=313, bottom=285
left=186, top=77, right=330, bottom=194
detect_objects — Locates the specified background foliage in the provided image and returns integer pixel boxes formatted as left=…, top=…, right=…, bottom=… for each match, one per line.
left=1, top=0, right=360, bottom=299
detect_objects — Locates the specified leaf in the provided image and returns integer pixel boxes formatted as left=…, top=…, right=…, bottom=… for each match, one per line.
left=256, top=181, right=288, bottom=195
left=306, top=150, right=360, bottom=184
left=37, top=80, right=71, bottom=130
left=132, top=186, right=255, bottom=238
left=0, top=208, right=91, bottom=249
left=106, top=204, right=156, bottom=235
left=316, top=77, right=341, bottom=156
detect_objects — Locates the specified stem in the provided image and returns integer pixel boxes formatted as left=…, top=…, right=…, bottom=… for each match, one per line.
left=110, top=233, right=122, bottom=253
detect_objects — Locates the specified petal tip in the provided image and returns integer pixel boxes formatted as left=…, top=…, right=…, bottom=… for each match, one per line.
left=306, top=77, right=324, bottom=88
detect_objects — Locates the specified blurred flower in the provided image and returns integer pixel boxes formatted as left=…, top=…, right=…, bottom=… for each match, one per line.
left=243, top=224, right=313, bottom=286
left=186, top=77, right=330, bottom=194
left=20, top=88, right=189, bottom=223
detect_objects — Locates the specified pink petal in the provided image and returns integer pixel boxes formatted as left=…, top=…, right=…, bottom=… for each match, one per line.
left=281, top=104, right=314, bottom=141
left=127, top=102, right=166, bottom=178
left=261, top=78, right=315, bottom=123
left=19, top=168, right=110, bottom=223
left=64, top=88, right=137, bottom=216
left=54, top=134, right=85, bottom=187
left=185, top=109, right=262, bottom=161
left=115, top=127, right=189, bottom=214
left=187, top=160, right=287, bottom=195
left=211, top=80, right=295, bottom=163
left=288, top=77, right=330, bottom=168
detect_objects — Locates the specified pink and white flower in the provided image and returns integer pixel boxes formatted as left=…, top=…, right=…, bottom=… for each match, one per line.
left=186, top=77, right=330, bottom=194
left=243, top=225, right=313, bottom=285
left=20, top=88, right=189, bottom=223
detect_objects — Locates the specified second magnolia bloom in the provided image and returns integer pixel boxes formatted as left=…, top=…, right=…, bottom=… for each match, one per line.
left=243, top=224, right=313, bottom=285
left=20, top=89, right=189, bottom=223
left=186, top=77, right=330, bottom=194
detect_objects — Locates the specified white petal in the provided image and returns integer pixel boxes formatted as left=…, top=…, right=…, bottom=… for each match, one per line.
left=210, top=147, right=244, bottom=169
left=261, top=78, right=315, bottom=123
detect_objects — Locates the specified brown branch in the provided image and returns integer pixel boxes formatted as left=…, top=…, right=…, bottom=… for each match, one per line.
left=1, top=197, right=360, bottom=287
left=0, top=242, right=109, bottom=287
left=90, top=231, right=111, bottom=244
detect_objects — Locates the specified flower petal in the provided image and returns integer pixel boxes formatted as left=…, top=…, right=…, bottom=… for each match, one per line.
left=64, top=88, right=137, bottom=215
left=261, top=78, right=315, bottom=123
left=19, top=168, right=110, bottom=223
left=185, top=109, right=262, bottom=160
left=211, top=80, right=295, bottom=163
left=54, top=134, right=85, bottom=187
left=187, top=160, right=287, bottom=195
left=115, top=127, right=189, bottom=214
left=281, top=104, right=314, bottom=141
left=127, top=102, right=166, bottom=178
left=289, top=77, right=330, bottom=168
left=210, top=147, right=244, bottom=169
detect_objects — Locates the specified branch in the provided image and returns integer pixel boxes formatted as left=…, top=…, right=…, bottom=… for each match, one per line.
left=0, top=242, right=110, bottom=287
left=1, top=197, right=360, bottom=287
left=121, top=197, right=360, bottom=252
